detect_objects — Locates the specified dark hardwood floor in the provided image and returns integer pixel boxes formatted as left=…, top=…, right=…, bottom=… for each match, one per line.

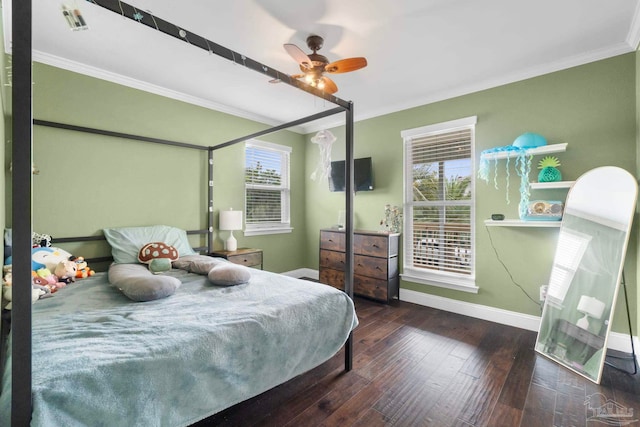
left=195, top=297, right=640, bottom=427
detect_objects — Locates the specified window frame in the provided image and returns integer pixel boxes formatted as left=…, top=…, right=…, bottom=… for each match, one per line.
left=401, top=116, right=478, bottom=293
left=244, top=139, right=293, bottom=236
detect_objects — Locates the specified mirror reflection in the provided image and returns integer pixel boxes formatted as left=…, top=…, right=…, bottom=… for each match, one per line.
left=535, top=167, right=636, bottom=383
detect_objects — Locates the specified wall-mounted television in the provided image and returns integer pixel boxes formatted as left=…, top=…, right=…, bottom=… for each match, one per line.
left=328, top=157, right=374, bottom=192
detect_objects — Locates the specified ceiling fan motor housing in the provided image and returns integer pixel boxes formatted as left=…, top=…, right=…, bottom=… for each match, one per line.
left=306, top=35, right=324, bottom=52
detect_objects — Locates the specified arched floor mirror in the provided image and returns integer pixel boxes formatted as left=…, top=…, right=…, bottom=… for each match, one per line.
left=535, top=166, right=637, bottom=383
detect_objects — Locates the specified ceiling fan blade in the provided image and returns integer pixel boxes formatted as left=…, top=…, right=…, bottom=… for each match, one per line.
left=325, top=57, right=367, bottom=74
left=284, top=43, right=312, bottom=69
left=319, top=76, right=338, bottom=94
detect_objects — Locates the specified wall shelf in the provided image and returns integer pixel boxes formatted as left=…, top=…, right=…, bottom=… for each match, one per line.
left=530, top=181, right=575, bottom=189
left=484, top=219, right=562, bottom=228
left=480, top=143, right=567, bottom=161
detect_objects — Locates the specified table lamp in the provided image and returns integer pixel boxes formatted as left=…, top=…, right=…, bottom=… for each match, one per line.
left=219, top=209, right=242, bottom=251
left=576, top=295, right=605, bottom=331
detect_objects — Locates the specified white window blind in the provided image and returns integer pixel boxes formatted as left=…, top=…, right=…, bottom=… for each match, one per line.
left=402, top=116, right=477, bottom=292
left=244, top=140, right=292, bottom=235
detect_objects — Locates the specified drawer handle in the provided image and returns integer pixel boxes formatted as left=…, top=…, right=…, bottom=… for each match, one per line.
left=372, top=244, right=379, bottom=248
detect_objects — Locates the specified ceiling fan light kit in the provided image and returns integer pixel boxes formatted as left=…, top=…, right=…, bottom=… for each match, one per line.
left=282, top=35, right=367, bottom=94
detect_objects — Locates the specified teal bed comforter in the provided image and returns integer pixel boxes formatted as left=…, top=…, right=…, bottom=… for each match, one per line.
left=0, top=267, right=357, bottom=426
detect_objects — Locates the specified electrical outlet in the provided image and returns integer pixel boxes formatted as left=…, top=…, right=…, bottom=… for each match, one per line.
left=539, top=285, right=548, bottom=302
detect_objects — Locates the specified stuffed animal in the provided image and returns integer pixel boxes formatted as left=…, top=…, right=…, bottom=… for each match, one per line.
left=2, top=266, right=48, bottom=309
left=2, top=286, right=46, bottom=309
left=54, top=260, right=77, bottom=284
left=2, top=265, right=12, bottom=306
left=35, top=267, right=67, bottom=290
left=28, top=246, right=73, bottom=271
left=138, top=242, right=179, bottom=274
left=32, top=271, right=59, bottom=294
left=71, top=256, right=95, bottom=279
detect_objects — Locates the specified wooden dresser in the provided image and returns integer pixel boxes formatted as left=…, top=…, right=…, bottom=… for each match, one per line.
left=319, top=229, right=399, bottom=303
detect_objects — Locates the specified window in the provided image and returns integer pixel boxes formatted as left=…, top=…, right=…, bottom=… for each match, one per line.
left=401, top=116, right=477, bottom=293
left=244, top=139, right=292, bottom=236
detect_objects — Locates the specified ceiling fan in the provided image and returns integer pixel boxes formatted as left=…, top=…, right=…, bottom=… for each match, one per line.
left=274, top=35, right=367, bottom=94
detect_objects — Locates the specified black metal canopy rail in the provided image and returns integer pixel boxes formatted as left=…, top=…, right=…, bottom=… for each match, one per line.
left=11, top=1, right=356, bottom=425
left=88, top=0, right=351, bottom=110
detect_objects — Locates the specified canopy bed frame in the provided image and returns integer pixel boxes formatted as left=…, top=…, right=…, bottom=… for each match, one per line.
left=9, top=1, right=357, bottom=424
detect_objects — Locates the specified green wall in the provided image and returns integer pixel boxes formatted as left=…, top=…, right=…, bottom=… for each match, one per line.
left=27, top=63, right=308, bottom=273
left=14, top=53, right=640, bottom=334
left=305, top=53, right=637, bottom=332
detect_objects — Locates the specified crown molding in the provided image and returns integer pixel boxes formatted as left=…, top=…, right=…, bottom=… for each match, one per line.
left=25, top=39, right=637, bottom=137
left=304, top=42, right=636, bottom=134
left=627, top=0, right=640, bottom=50
left=31, top=50, right=311, bottom=134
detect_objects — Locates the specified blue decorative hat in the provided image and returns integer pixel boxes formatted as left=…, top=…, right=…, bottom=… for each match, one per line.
left=512, top=132, right=547, bottom=149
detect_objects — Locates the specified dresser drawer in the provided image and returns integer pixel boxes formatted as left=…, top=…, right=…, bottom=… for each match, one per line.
left=319, top=268, right=344, bottom=289
left=319, top=249, right=345, bottom=271
left=354, top=275, right=389, bottom=301
left=226, top=252, right=262, bottom=268
left=318, top=228, right=399, bottom=303
left=354, top=233, right=390, bottom=257
left=320, top=269, right=397, bottom=303
left=210, top=248, right=263, bottom=269
left=320, top=231, right=345, bottom=251
left=354, top=254, right=389, bottom=280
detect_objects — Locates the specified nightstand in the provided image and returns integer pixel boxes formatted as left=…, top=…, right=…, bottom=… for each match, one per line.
left=210, top=248, right=263, bottom=269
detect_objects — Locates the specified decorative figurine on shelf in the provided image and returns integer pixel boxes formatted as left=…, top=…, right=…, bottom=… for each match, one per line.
left=478, top=132, right=549, bottom=219
left=380, top=204, right=402, bottom=233
left=537, top=156, right=562, bottom=182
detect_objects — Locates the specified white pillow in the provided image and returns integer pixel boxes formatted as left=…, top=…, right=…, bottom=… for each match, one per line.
left=207, top=263, right=251, bottom=286
left=103, top=225, right=196, bottom=264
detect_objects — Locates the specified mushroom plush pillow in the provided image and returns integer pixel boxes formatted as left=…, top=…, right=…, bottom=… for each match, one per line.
left=138, top=242, right=179, bottom=274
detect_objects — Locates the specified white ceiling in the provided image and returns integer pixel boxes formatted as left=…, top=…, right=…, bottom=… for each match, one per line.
left=5, top=0, right=640, bottom=133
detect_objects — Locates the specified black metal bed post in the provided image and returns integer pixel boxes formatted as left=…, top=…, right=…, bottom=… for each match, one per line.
left=210, top=108, right=346, bottom=152
left=208, top=149, right=214, bottom=253
left=12, top=0, right=33, bottom=424
left=344, top=102, right=354, bottom=371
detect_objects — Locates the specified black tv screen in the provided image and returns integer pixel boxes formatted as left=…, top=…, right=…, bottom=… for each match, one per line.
left=329, top=157, right=374, bottom=192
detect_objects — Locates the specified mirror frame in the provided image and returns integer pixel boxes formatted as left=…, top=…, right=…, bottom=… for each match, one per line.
left=535, top=166, right=637, bottom=383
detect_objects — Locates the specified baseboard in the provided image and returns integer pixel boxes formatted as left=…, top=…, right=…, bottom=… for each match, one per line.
left=279, top=271, right=637, bottom=359
left=400, top=288, right=638, bottom=355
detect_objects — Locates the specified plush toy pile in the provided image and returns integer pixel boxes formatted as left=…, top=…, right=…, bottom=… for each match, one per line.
left=2, top=231, right=95, bottom=309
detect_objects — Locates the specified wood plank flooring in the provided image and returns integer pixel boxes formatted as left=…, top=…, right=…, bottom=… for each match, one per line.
left=193, top=297, right=640, bottom=427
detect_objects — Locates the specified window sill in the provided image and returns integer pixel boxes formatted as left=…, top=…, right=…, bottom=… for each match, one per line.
left=243, top=227, right=293, bottom=237
left=401, top=269, right=478, bottom=294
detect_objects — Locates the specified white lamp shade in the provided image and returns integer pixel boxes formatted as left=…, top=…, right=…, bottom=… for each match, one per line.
left=577, top=295, right=606, bottom=320
left=219, top=210, right=243, bottom=231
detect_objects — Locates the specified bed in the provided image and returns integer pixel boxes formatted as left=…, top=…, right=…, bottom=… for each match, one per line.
left=1, top=263, right=357, bottom=426
left=7, top=1, right=359, bottom=425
